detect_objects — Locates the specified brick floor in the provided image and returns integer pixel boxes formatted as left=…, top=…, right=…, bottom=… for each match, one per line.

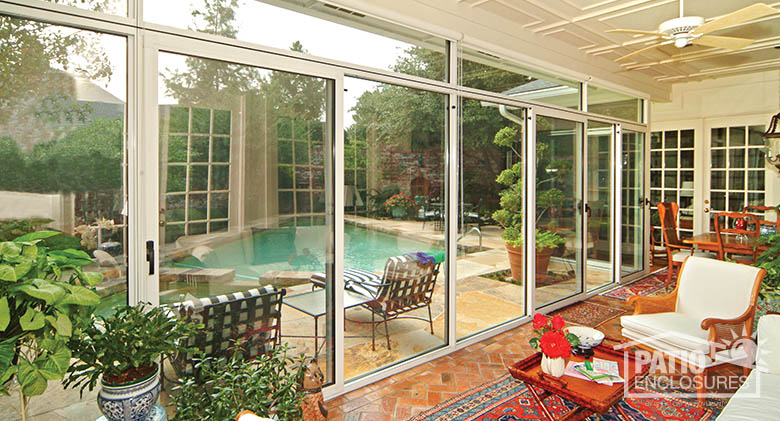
left=324, top=263, right=740, bottom=419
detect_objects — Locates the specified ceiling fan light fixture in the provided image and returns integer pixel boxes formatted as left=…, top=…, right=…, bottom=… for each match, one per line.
left=674, top=37, right=690, bottom=48
left=658, top=16, right=705, bottom=35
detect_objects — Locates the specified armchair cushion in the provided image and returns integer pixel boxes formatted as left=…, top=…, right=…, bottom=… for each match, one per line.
left=675, top=257, right=762, bottom=321
left=671, top=250, right=715, bottom=262
left=621, top=312, right=710, bottom=354
left=757, top=315, right=780, bottom=375
left=717, top=370, right=780, bottom=420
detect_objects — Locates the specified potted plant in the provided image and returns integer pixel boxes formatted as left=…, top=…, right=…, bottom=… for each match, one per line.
left=170, top=343, right=307, bottom=420
left=491, top=126, right=566, bottom=281
left=384, top=193, right=416, bottom=220
left=65, top=303, right=198, bottom=421
left=529, top=313, right=579, bottom=377
left=0, top=231, right=103, bottom=421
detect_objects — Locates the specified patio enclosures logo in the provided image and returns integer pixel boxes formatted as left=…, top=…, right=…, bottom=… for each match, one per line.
left=617, top=332, right=760, bottom=399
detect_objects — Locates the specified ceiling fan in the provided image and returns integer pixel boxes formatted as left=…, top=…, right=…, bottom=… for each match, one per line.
left=606, top=1, right=777, bottom=62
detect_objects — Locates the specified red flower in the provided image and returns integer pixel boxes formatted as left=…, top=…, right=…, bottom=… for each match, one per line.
left=539, top=330, right=572, bottom=359
left=551, top=315, right=565, bottom=330
left=532, top=313, right=547, bottom=329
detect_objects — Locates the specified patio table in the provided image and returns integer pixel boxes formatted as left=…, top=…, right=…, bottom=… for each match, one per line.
left=682, top=233, right=768, bottom=254
left=282, top=288, right=373, bottom=355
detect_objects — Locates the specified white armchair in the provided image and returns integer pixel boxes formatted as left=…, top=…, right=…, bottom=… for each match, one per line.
left=718, top=315, right=780, bottom=420
left=620, top=256, right=765, bottom=404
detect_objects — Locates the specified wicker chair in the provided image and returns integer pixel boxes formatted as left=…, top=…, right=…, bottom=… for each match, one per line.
left=169, top=286, right=285, bottom=377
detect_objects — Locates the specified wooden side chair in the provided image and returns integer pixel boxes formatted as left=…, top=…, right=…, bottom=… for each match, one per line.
left=714, top=211, right=761, bottom=264
left=657, top=202, right=715, bottom=289
left=743, top=205, right=780, bottom=234
left=649, top=226, right=667, bottom=266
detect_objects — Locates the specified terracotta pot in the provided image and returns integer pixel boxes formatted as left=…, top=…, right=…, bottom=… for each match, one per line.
left=541, top=354, right=566, bottom=377
left=505, top=244, right=556, bottom=281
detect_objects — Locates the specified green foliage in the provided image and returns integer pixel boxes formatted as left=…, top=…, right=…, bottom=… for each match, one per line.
left=0, top=231, right=103, bottom=400
left=169, top=343, right=306, bottom=420
left=65, top=304, right=199, bottom=393
left=0, top=219, right=53, bottom=242
left=367, top=185, right=401, bottom=217
left=754, top=233, right=780, bottom=298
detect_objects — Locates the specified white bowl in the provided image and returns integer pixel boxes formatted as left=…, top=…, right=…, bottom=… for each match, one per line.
left=567, top=326, right=605, bottom=349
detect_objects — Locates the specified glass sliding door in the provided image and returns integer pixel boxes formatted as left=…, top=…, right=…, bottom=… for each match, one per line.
left=343, top=76, right=447, bottom=379
left=0, top=18, right=129, bottom=317
left=535, top=115, right=583, bottom=308
left=586, top=121, right=613, bottom=291
left=457, top=99, right=526, bottom=340
left=621, top=130, right=645, bottom=276
left=157, top=52, right=335, bottom=383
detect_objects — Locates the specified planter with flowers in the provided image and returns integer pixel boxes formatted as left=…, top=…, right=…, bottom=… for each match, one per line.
left=384, top=193, right=416, bottom=220
left=529, top=313, right=579, bottom=377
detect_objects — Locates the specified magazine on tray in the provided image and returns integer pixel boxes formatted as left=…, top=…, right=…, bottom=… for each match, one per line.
left=563, top=358, right=623, bottom=385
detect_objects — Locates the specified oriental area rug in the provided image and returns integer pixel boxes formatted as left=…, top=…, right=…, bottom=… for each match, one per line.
left=552, top=301, right=625, bottom=328
left=601, top=270, right=672, bottom=301
left=410, top=374, right=722, bottom=421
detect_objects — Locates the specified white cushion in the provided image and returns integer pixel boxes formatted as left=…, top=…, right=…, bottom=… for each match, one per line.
left=717, top=370, right=780, bottom=420
left=757, top=315, right=780, bottom=375
left=675, top=256, right=761, bottom=321
left=671, top=250, right=716, bottom=262
left=621, top=312, right=710, bottom=353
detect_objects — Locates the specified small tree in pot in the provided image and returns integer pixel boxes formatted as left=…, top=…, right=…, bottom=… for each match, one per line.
left=491, top=126, right=565, bottom=281
left=65, top=304, right=198, bottom=421
left=0, top=231, right=103, bottom=421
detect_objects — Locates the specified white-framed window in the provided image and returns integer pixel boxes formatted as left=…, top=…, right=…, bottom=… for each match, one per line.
left=650, top=129, right=694, bottom=237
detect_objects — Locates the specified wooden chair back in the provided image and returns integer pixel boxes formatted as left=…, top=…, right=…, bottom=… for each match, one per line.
left=657, top=202, right=681, bottom=247
left=743, top=205, right=780, bottom=230
left=713, top=212, right=760, bottom=263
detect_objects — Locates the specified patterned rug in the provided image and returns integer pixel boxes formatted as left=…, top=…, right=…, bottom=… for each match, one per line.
left=601, top=270, right=673, bottom=301
left=553, top=301, right=625, bottom=327
left=410, top=374, right=720, bottom=421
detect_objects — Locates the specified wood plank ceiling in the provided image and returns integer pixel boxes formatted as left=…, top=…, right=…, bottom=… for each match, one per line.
left=454, top=0, right=780, bottom=83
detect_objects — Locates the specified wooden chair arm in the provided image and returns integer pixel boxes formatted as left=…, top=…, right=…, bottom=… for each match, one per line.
left=701, top=307, right=756, bottom=356
left=627, top=291, right=678, bottom=315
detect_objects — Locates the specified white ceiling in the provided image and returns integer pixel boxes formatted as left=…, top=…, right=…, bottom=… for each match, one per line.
left=453, top=0, right=780, bottom=83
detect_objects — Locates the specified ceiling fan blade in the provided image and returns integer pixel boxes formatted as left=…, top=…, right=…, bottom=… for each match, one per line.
left=691, top=3, right=777, bottom=35
left=615, top=40, right=672, bottom=62
left=606, top=29, right=665, bottom=37
left=692, top=35, right=755, bottom=50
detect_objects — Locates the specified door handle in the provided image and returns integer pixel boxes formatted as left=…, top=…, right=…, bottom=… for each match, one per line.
left=585, top=202, right=592, bottom=218
left=146, top=240, right=155, bottom=275
left=704, top=208, right=710, bottom=213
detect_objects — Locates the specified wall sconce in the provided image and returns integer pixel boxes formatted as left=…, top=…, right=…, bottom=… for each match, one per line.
left=763, top=112, right=780, bottom=171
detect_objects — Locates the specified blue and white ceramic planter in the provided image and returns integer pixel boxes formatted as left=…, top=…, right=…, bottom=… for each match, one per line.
left=97, top=364, right=161, bottom=421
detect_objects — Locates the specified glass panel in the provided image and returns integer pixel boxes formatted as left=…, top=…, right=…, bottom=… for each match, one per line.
left=711, top=127, right=726, bottom=147
left=680, top=150, right=693, bottom=168
left=712, top=149, right=726, bottom=168
left=344, top=76, right=446, bottom=378
left=664, top=151, right=677, bottom=168
left=664, top=130, right=678, bottom=148
left=664, top=190, right=677, bottom=203
left=711, top=192, right=726, bottom=211
left=535, top=116, right=582, bottom=308
left=749, top=125, right=766, bottom=145
left=650, top=189, right=662, bottom=204
left=680, top=129, right=694, bottom=148
left=158, top=53, right=335, bottom=384
left=748, top=148, right=765, bottom=168
left=41, top=0, right=126, bottom=15
left=729, top=127, right=746, bottom=146
left=651, top=151, right=662, bottom=168
left=711, top=170, right=726, bottom=190
left=729, top=149, right=745, bottom=168
left=728, top=192, right=745, bottom=212
left=664, top=171, right=677, bottom=189
left=587, top=121, right=612, bottom=289
left=651, top=131, right=662, bottom=149
left=729, top=171, right=745, bottom=190
left=680, top=170, right=694, bottom=189
left=0, top=19, right=129, bottom=316
left=650, top=170, right=662, bottom=188
left=748, top=192, right=765, bottom=206
left=748, top=170, right=764, bottom=191
left=457, top=98, right=526, bottom=341
left=167, top=166, right=187, bottom=193
left=460, top=46, right=580, bottom=109
left=587, top=85, right=643, bottom=122
left=145, top=0, right=447, bottom=81
left=621, top=130, right=645, bottom=276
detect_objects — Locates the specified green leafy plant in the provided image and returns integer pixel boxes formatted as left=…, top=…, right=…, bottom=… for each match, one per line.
left=367, top=184, right=400, bottom=217
left=65, top=303, right=199, bottom=393
left=754, top=233, right=780, bottom=299
left=0, top=218, right=53, bottom=242
left=0, top=231, right=103, bottom=420
left=170, top=343, right=306, bottom=420
left=491, top=126, right=566, bottom=248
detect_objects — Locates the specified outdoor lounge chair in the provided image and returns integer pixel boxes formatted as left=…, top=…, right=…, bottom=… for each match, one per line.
left=167, top=286, right=285, bottom=377
left=311, top=253, right=441, bottom=350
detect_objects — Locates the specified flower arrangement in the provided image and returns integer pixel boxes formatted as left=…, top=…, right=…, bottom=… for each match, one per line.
left=529, top=313, right=579, bottom=359
left=383, top=193, right=416, bottom=214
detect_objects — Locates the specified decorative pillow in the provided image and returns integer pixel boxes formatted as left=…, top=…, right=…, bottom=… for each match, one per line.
left=756, top=314, right=780, bottom=375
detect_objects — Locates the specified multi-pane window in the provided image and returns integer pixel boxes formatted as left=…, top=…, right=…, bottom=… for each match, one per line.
left=709, top=125, right=765, bottom=229
left=650, top=129, right=694, bottom=237
left=163, top=106, right=231, bottom=243
left=277, top=117, right=326, bottom=226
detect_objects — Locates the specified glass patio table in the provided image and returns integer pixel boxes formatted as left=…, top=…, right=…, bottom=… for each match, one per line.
left=282, top=288, right=374, bottom=355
